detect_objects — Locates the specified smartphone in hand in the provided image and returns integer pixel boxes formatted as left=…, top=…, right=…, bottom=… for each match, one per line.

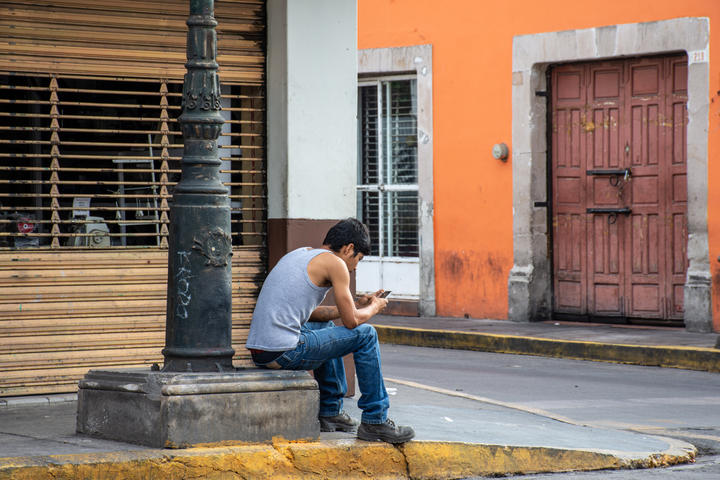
left=378, top=290, right=392, bottom=298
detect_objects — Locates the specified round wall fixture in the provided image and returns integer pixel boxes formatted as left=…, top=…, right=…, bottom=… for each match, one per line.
left=493, top=143, right=510, bottom=162
left=492, top=143, right=509, bottom=161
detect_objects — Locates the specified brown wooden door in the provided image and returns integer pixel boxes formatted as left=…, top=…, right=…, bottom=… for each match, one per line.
left=551, top=55, right=688, bottom=322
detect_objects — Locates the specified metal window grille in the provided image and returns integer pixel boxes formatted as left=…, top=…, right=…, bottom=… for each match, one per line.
left=358, top=78, right=419, bottom=258
left=0, top=72, right=266, bottom=249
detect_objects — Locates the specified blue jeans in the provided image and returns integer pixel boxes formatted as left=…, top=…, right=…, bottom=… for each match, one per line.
left=275, top=321, right=389, bottom=425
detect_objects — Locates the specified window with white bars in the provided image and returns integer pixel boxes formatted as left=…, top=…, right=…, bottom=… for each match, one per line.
left=358, top=78, right=418, bottom=258
left=0, top=72, right=266, bottom=249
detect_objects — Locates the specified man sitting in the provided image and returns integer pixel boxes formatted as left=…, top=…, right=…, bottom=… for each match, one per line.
left=246, top=218, right=414, bottom=443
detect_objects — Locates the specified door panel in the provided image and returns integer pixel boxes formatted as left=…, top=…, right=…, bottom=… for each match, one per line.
left=552, top=65, right=587, bottom=314
left=586, top=61, right=624, bottom=316
left=667, top=58, right=689, bottom=319
left=551, top=55, right=688, bottom=322
left=626, top=58, right=665, bottom=318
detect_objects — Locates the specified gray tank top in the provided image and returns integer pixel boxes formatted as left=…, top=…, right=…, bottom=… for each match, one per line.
left=246, top=247, right=332, bottom=351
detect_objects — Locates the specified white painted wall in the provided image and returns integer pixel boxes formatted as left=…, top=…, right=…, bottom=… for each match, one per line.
left=267, top=0, right=358, bottom=220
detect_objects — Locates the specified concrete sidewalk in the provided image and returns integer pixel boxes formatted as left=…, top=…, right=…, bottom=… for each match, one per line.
left=0, top=379, right=696, bottom=480
left=1, top=317, right=715, bottom=479
left=370, top=316, right=720, bottom=373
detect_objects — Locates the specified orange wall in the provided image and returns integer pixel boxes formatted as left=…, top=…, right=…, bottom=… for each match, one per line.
left=359, top=0, right=720, bottom=326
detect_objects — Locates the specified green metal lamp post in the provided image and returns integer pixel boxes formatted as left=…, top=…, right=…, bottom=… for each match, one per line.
left=162, top=0, right=234, bottom=372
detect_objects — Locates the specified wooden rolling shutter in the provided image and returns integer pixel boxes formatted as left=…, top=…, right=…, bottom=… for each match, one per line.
left=0, top=0, right=264, bottom=82
left=0, top=0, right=266, bottom=396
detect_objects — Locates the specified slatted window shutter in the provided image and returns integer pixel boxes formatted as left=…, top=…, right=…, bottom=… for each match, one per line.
left=0, top=74, right=264, bottom=248
left=358, top=78, right=419, bottom=259
left=1, top=0, right=266, bottom=249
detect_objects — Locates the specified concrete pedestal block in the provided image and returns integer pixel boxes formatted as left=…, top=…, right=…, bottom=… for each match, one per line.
left=76, top=368, right=320, bottom=448
left=684, top=271, right=713, bottom=333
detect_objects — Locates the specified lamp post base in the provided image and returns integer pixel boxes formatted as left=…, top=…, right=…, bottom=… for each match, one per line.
left=76, top=369, right=320, bottom=448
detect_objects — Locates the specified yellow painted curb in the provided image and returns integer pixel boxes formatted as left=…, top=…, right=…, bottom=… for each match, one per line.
left=374, top=325, right=720, bottom=372
left=0, top=441, right=405, bottom=480
left=400, top=441, right=694, bottom=480
left=0, top=438, right=695, bottom=480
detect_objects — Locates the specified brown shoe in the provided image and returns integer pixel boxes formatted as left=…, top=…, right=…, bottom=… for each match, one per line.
left=357, top=419, right=414, bottom=443
left=319, top=411, right=359, bottom=432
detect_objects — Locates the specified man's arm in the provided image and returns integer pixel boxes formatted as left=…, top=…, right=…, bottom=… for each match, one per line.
left=308, top=291, right=383, bottom=322
left=325, top=256, right=386, bottom=329
left=308, top=306, right=340, bottom=322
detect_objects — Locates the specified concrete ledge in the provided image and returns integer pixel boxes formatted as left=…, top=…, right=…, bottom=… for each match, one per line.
left=77, top=369, right=320, bottom=447
left=0, top=394, right=76, bottom=408
left=0, top=438, right=695, bottom=480
left=375, top=325, right=720, bottom=373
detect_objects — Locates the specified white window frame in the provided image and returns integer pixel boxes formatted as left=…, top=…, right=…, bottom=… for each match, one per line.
left=358, top=75, right=418, bottom=261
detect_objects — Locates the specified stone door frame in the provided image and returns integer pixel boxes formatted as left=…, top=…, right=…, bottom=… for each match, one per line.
left=358, top=44, right=436, bottom=316
left=508, top=18, right=712, bottom=332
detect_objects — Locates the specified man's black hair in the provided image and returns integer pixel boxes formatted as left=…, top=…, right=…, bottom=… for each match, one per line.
left=323, top=218, right=371, bottom=256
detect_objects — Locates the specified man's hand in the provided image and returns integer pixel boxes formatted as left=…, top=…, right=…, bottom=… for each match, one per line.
left=367, top=294, right=389, bottom=315
left=356, top=290, right=384, bottom=307
left=309, top=254, right=387, bottom=329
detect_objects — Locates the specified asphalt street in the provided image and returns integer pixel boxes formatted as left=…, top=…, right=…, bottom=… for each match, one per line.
left=377, top=343, right=720, bottom=479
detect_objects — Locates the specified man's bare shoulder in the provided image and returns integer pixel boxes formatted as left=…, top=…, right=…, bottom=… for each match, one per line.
left=312, top=251, right=348, bottom=273
left=307, top=250, right=344, bottom=287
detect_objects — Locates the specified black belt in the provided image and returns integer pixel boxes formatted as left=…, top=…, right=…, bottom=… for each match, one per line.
left=250, top=349, right=283, bottom=364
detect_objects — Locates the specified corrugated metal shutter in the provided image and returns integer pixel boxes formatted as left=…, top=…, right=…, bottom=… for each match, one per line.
left=0, top=0, right=266, bottom=397
left=0, top=0, right=264, bottom=82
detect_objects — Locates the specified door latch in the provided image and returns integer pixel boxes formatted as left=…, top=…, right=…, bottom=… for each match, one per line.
left=586, top=168, right=631, bottom=187
left=587, top=207, right=632, bottom=225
